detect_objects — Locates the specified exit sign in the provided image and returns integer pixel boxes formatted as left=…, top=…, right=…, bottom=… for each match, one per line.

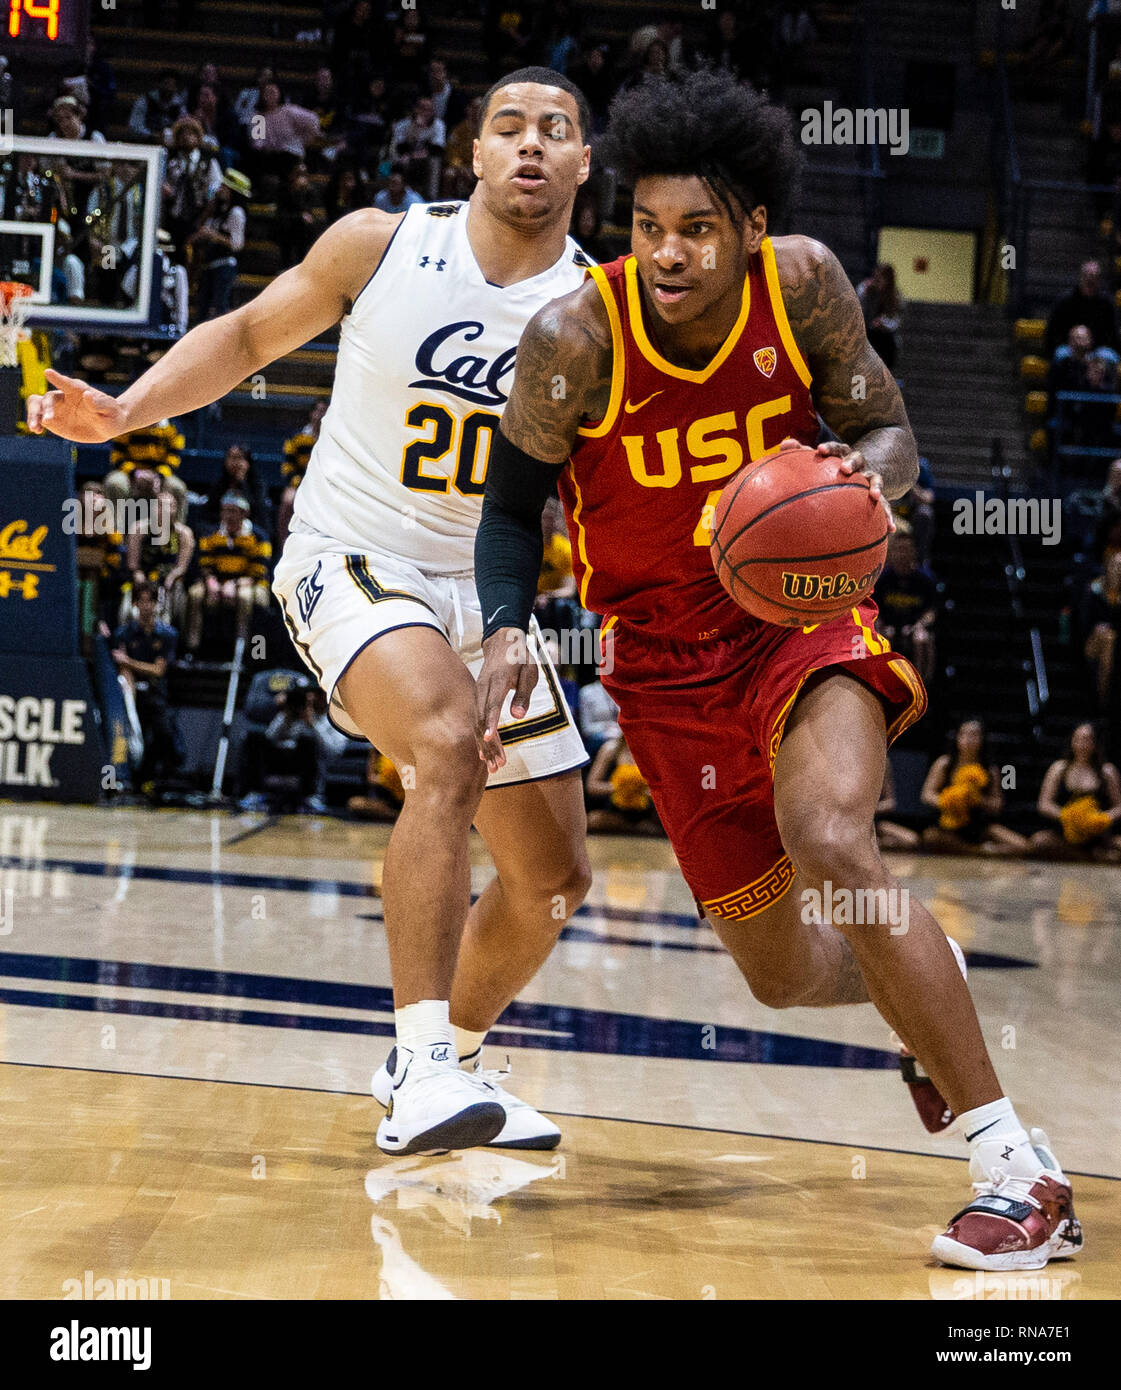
left=910, top=127, right=946, bottom=159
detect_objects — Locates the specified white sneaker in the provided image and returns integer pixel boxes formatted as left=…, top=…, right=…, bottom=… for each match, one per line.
left=373, top=1047, right=561, bottom=1151
left=375, top=1044, right=506, bottom=1156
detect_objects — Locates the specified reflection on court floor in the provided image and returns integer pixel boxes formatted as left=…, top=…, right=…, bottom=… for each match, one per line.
left=0, top=807, right=1117, bottom=1299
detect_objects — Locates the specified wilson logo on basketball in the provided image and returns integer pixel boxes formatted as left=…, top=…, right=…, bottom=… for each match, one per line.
left=753, top=346, right=777, bottom=378
left=780, top=564, right=883, bottom=603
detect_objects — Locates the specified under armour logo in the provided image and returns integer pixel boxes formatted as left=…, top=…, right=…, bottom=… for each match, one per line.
left=419, top=256, right=447, bottom=271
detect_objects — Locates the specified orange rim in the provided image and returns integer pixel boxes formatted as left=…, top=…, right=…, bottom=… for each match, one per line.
left=0, top=282, right=33, bottom=313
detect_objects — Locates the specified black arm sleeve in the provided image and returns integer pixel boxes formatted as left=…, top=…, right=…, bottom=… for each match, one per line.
left=475, top=428, right=565, bottom=641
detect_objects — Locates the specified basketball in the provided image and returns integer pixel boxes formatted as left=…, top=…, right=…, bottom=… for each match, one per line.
left=709, top=445, right=890, bottom=626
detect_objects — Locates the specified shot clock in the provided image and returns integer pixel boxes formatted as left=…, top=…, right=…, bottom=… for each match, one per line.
left=2, top=0, right=90, bottom=65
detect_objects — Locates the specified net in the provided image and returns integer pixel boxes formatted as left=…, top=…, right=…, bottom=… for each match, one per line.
left=0, top=281, right=34, bottom=369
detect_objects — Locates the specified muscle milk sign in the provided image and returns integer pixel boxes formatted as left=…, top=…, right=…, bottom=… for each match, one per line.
left=0, top=694, right=86, bottom=788
left=0, top=658, right=108, bottom=802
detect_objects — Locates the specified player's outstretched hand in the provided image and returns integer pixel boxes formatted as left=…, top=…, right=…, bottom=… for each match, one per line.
left=26, top=369, right=128, bottom=443
left=812, top=439, right=896, bottom=532
left=474, top=627, right=540, bottom=774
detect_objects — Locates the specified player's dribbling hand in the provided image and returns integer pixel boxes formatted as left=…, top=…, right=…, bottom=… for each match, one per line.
left=474, top=628, right=540, bottom=774
left=809, top=439, right=896, bottom=531
left=26, top=369, right=128, bottom=443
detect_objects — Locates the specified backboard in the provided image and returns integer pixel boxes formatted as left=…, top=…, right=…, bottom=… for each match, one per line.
left=0, top=135, right=165, bottom=335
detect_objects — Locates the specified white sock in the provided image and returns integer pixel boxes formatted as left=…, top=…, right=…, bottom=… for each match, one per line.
left=454, top=1026, right=487, bottom=1065
left=960, top=1096, right=1038, bottom=1179
left=395, top=1000, right=455, bottom=1061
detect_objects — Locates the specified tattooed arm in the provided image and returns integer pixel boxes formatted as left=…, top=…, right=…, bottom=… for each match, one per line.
left=473, top=279, right=614, bottom=770
left=498, top=278, right=615, bottom=461
left=774, top=235, right=919, bottom=501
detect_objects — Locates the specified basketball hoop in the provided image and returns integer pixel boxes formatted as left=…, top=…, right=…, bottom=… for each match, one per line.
left=0, top=281, right=34, bottom=369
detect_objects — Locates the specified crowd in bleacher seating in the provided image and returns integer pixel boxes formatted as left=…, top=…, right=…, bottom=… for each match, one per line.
left=873, top=531, right=939, bottom=683
left=1044, top=38, right=1121, bottom=751
left=22, top=1, right=1114, bottom=850
left=1032, top=260, right=1121, bottom=468
left=9, top=3, right=838, bottom=340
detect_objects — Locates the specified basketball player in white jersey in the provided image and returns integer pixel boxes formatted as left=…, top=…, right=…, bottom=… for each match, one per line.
left=28, top=69, right=596, bottom=1157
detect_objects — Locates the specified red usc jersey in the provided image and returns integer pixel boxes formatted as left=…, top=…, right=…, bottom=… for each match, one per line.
left=559, top=240, right=819, bottom=642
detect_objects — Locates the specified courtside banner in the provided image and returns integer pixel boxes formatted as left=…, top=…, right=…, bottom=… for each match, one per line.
left=0, top=439, right=80, bottom=658
left=0, top=655, right=107, bottom=801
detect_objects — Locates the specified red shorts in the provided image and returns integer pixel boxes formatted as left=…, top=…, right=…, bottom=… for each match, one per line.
left=600, top=602, right=926, bottom=921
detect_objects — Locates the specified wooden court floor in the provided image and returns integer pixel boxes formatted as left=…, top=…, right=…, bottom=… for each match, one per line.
left=1, top=806, right=1117, bottom=1300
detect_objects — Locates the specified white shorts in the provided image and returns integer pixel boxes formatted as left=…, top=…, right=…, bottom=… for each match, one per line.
left=272, top=526, right=588, bottom=788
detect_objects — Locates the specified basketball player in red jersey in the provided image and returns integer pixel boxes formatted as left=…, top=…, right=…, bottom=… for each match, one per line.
left=473, top=71, right=1081, bottom=1271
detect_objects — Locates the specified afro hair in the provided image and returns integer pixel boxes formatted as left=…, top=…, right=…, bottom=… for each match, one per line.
left=598, top=70, right=801, bottom=228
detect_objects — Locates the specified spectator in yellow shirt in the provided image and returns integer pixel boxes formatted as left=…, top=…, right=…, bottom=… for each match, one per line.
left=186, top=493, right=272, bottom=653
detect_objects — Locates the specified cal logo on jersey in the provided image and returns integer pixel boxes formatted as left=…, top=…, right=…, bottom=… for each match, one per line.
left=409, top=321, right=518, bottom=407
left=290, top=200, right=590, bottom=572
left=295, top=559, right=324, bottom=624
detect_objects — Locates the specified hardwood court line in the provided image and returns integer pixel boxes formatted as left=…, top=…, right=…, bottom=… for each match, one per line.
left=221, top=814, right=281, bottom=846
left=0, top=974, right=572, bottom=1037
left=0, top=852, right=705, bottom=929
left=0, top=852, right=1057, bottom=957
left=0, top=964, right=899, bottom=1068
left=3, top=1061, right=1115, bottom=1182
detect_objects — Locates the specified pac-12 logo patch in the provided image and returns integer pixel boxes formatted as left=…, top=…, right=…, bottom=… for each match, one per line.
left=753, top=346, right=777, bottom=378
left=296, top=559, right=324, bottom=625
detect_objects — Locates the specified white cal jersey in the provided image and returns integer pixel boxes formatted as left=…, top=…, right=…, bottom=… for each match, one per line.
left=292, top=200, right=593, bottom=572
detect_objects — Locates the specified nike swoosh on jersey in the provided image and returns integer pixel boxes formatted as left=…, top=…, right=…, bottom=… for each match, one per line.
left=623, top=390, right=665, bottom=413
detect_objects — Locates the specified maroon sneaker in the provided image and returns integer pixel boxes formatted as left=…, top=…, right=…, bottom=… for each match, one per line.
left=931, top=1129, right=1084, bottom=1271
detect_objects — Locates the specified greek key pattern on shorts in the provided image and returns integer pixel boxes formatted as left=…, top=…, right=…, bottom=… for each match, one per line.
left=702, top=854, right=796, bottom=921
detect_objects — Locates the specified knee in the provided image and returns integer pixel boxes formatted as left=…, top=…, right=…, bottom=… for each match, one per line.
left=782, top=808, right=879, bottom=889
left=709, top=900, right=810, bottom=1008
left=411, top=722, right=487, bottom=810
left=502, top=845, right=592, bottom=921
left=548, top=851, right=593, bottom=917
left=738, top=960, right=808, bottom=1010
